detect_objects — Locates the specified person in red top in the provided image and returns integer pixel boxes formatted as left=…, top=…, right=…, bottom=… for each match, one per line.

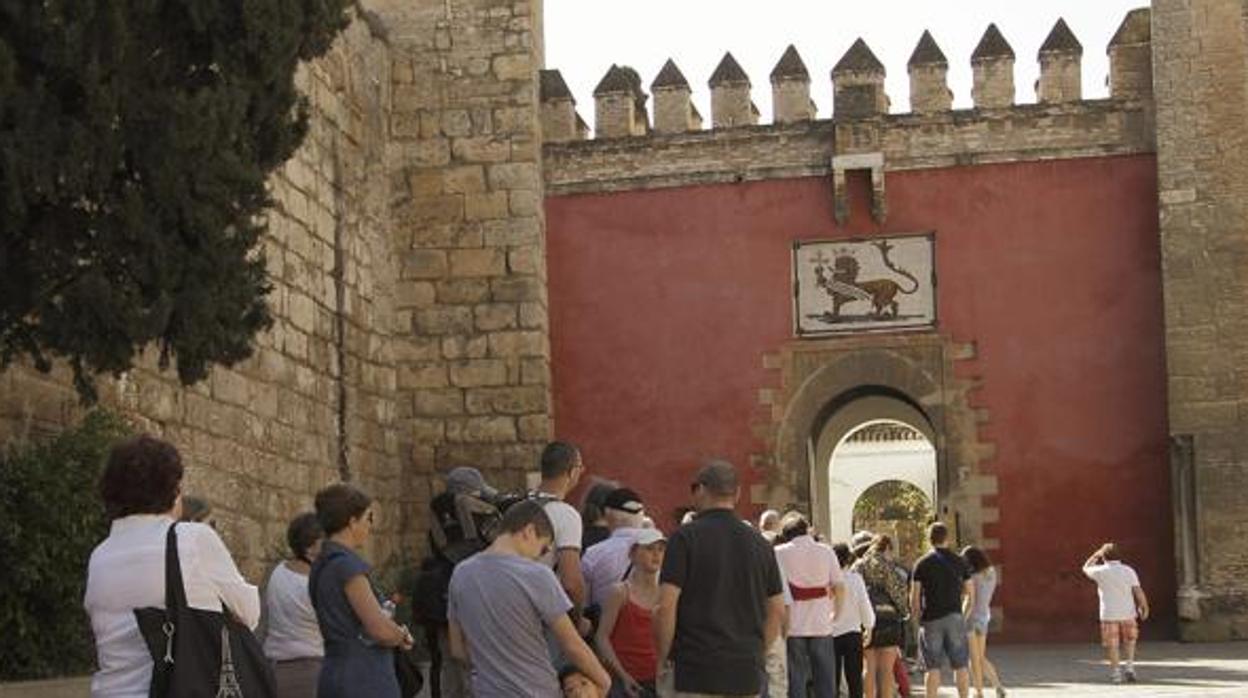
left=594, top=527, right=667, bottom=697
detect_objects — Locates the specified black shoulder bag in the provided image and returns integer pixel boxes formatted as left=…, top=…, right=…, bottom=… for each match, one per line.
left=133, top=523, right=276, bottom=698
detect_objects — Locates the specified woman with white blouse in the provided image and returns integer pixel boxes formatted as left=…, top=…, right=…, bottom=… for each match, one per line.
left=831, top=543, right=875, bottom=698
left=264, top=512, right=326, bottom=698
left=84, top=435, right=259, bottom=698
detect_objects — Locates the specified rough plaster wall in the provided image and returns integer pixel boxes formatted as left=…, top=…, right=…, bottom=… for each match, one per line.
left=0, top=16, right=402, bottom=580
left=382, top=0, right=552, bottom=513
left=909, top=66, right=952, bottom=114
left=772, top=80, right=813, bottom=123
left=653, top=88, right=693, bottom=134
left=1153, top=0, right=1248, bottom=640
left=1038, top=56, right=1082, bottom=103
left=972, top=60, right=1015, bottom=109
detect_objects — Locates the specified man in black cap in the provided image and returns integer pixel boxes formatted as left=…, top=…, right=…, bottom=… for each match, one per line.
left=655, top=460, right=785, bottom=697
left=580, top=487, right=648, bottom=608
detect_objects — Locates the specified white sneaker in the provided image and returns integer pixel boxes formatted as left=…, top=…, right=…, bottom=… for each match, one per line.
left=1111, top=669, right=1125, bottom=684
left=1124, top=668, right=1138, bottom=683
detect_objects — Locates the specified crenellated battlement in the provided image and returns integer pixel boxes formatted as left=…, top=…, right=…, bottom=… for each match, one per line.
left=540, top=11, right=1154, bottom=145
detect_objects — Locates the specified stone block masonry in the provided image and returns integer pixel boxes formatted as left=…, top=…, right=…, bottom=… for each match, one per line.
left=0, top=13, right=406, bottom=578
left=383, top=0, right=552, bottom=506
left=1152, top=0, right=1248, bottom=641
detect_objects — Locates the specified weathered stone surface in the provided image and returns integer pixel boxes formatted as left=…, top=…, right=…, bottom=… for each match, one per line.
left=449, top=359, right=509, bottom=387
left=1153, top=0, right=1248, bottom=641
left=544, top=102, right=1155, bottom=195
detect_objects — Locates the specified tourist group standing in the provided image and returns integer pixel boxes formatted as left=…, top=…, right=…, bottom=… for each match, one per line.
left=82, top=434, right=1149, bottom=697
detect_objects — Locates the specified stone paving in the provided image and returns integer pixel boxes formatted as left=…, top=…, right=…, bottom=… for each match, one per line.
left=914, top=643, right=1248, bottom=697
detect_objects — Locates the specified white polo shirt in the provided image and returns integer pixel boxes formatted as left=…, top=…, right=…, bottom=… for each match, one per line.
left=774, top=535, right=844, bottom=637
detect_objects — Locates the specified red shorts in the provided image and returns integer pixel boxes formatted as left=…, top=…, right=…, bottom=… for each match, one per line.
left=1100, top=619, right=1139, bottom=648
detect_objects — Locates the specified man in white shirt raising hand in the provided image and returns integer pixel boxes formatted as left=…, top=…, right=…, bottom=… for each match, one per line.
left=1083, top=542, right=1150, bottom=684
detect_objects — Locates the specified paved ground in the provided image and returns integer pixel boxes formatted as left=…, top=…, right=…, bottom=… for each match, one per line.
left=913, top=643, right=1248, bottom=697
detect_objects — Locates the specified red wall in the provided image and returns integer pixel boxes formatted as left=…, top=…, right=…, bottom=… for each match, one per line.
left=545, top=155, right=1174, bottom=642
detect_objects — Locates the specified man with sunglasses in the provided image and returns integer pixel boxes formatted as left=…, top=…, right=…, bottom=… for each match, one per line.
left=655, top=460, right=785, bottom=697
left=448, top=500, right=611, bottom=697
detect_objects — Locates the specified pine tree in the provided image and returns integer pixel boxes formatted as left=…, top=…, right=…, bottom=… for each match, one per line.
left=0, top=0, right=351, bottom=401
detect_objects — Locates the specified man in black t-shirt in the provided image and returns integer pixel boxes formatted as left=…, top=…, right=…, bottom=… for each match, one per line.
left=910, top=521, right=972, bottom=698
left=655, top=460, right=785, bottom=696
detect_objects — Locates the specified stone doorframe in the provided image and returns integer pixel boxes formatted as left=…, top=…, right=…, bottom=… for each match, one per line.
left=754, top=333, right=1000, bottom=554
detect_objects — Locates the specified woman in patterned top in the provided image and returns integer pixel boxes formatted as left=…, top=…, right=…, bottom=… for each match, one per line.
left=851, top=534, right=911, bottom=698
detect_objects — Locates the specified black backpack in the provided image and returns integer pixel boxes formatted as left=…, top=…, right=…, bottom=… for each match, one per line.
left=411, top=490, right=557, bottom=625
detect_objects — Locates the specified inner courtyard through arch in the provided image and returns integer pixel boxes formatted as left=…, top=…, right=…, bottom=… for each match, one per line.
left=828, top=420, right=937, bottom=562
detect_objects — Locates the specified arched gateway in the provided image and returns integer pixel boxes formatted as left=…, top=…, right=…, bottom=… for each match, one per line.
left=761, top=337, right=998, bottom=576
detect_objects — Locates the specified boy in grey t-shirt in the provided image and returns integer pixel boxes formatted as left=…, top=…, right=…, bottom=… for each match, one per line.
left=448, top=500, right=610, bottom=698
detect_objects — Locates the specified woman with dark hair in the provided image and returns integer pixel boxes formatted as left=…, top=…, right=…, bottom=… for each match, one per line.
left=851, top=534, right=910, bottom=698
left=962, top=546, right=1006, bottom=698
left=85, top=435, right=259, bottom=696
left=580, top=479, right=619, bottom=551
left=265, top=512, right=326, bottom=698
left=310, top=484, right=412, bottom=698
left=831, top=543, right=874, bottom=698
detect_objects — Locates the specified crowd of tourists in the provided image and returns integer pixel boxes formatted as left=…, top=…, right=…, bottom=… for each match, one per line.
left=82, top=435, right=1150, bottom=698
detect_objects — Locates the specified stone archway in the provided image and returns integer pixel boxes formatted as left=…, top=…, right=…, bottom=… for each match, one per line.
left=755, top=334, right=999, bottom=560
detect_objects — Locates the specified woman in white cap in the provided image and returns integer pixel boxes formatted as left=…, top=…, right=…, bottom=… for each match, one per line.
left=594, top=528, right=667, bottom=698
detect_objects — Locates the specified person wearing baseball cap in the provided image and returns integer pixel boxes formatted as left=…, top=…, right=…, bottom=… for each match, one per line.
left=581, top=487, right=649, bottom=609
left=445, top=466, right=498, bottom=499
left=594, top=527, right=667, bottom=697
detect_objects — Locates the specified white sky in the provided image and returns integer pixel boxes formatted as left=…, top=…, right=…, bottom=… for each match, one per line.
left=545, top=1, right=1148, bottom=129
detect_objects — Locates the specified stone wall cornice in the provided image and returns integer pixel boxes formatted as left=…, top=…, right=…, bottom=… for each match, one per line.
left=544, top=100, right=1155, bottom=196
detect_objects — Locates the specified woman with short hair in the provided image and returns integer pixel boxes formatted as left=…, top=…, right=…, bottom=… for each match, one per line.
left=265, top=512, right=326, bottom=698
left=310, top=484, right=412, bottom=698
left=962, top=546, right=1006, bottom=698
left=85, top=435, right=259, bottom=697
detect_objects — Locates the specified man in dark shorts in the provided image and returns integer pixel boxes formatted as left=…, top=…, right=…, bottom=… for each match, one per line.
left=910, top=522, right=972, bottom=698
left=655, top=460, right=785, bottom=697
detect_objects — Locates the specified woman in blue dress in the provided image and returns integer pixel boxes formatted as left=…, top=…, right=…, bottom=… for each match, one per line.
left=310, top=484, right=413, bottom=698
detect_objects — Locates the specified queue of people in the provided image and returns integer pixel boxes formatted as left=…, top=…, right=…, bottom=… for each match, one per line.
left=82, top=434, right=1148, bottom=698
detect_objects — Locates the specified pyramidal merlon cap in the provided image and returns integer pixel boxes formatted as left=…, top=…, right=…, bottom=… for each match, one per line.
left=972, top=24, right=1015, bottom=61
left=594, top=64, right=632, bottom=96
left=1040, top=18, right=1083, bottom=56
left=771, top=45, right=810, bottom=81
left=709, top=52, right=750, bottom=87
left=1109, top=8, right=1151, bottom=47
left=833, top=38, right=885, bottom=75
left=908, top=30, right=948, bottom=67
left=539, top=69, right=573, bottom=102
left=652, top=59, right=690, bottom=90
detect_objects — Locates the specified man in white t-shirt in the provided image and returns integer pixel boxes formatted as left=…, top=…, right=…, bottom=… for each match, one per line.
left=774, top=512, right=844, bottom=698
left=535, top=441, right=589, bottom=633
left=1083, top=542, right=1150, bottom=684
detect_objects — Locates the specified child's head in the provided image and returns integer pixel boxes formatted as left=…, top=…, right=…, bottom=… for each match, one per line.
left=1101, top=542, right=1121, bottom=561
left=559, top=666, right=601, bottom=698
left=629, top=527, right=667, bottom=574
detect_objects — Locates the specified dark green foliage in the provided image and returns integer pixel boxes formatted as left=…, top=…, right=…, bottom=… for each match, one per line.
left=0, top=0, right=351, bottom=402
left=0, top=410, right=133, bottom=680
left=854, top=480, right=933, bottom=523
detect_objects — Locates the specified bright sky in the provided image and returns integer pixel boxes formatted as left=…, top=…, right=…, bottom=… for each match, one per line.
left=545, top=1, right=1148, bottom=130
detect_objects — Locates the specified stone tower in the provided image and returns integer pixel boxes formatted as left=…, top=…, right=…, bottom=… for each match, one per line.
left=1152, top=0, right=1248, bottom=641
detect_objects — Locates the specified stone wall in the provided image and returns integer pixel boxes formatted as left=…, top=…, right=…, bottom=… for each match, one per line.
left=1153, top=0, right=1248, bottom=641
left=0, top=13, right=404, bottom=580
left=543, top=101, right=1155, bottom=195
left=376, top=0, right=553, bottom=528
